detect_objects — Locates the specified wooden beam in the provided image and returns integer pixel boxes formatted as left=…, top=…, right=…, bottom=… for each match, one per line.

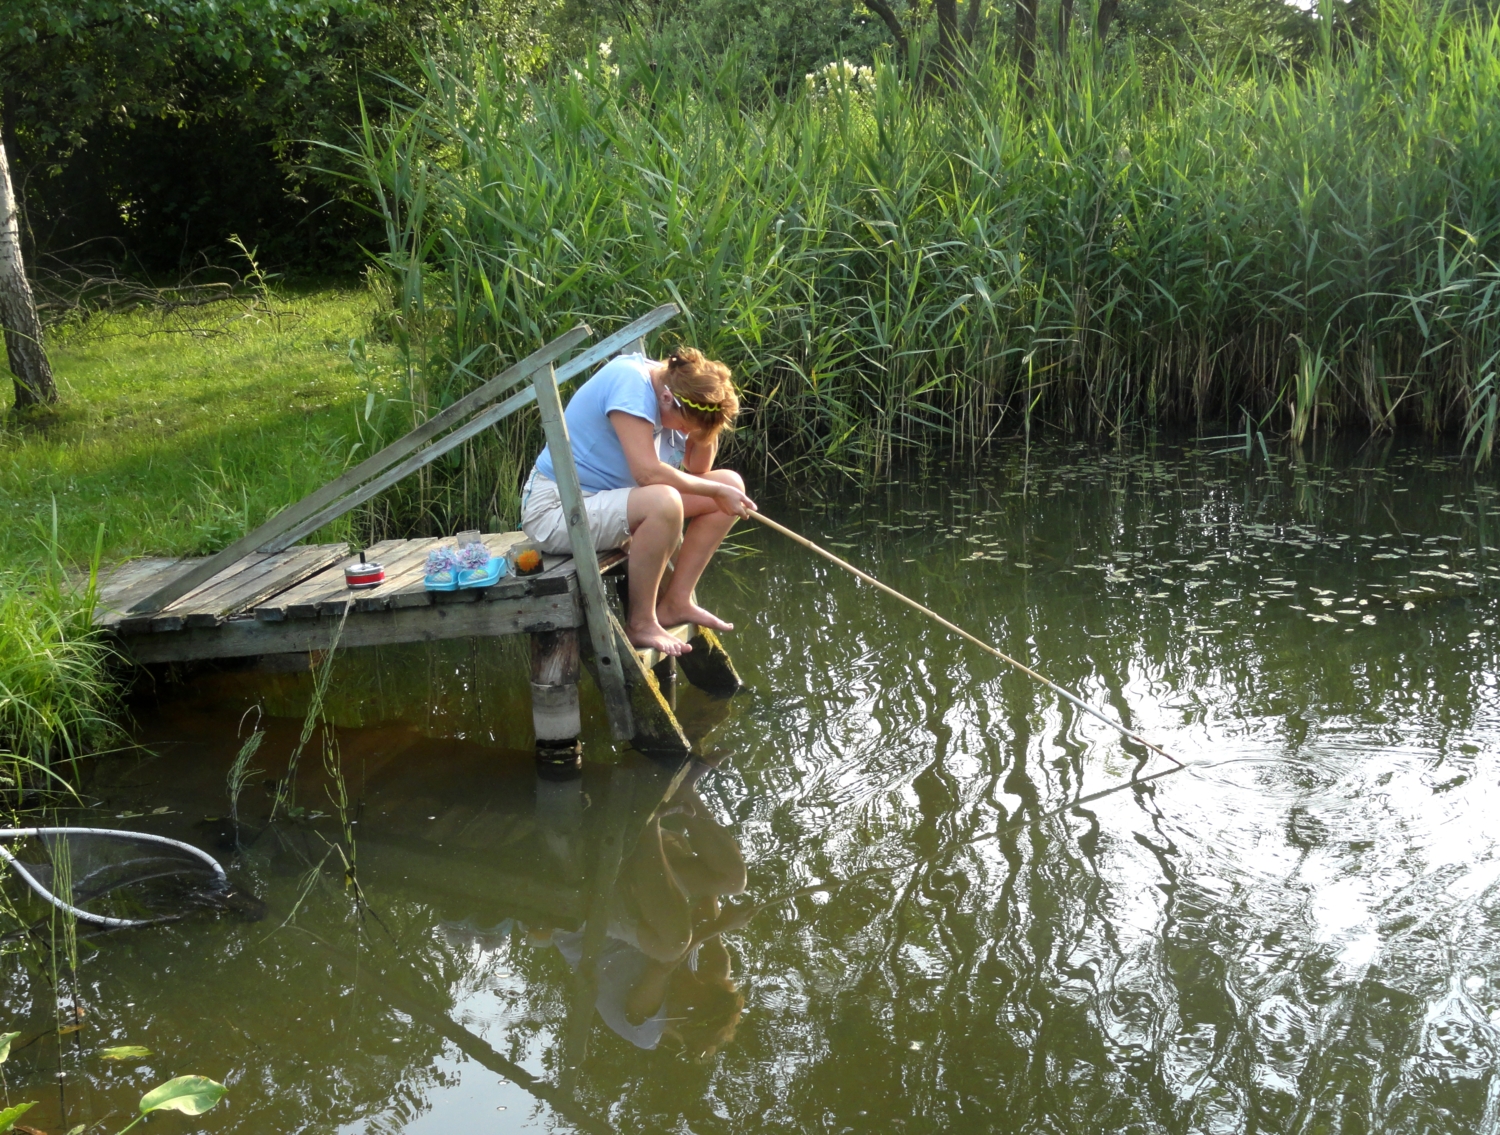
left=676, top=627, right=744, bottom=695
left=272, top=310, right=678, bottom=551
left=531, top=361, right=635, bottom=741
left=125, top=327, right=591, bottom=616
left=126, top=307, right=680, bottom=617
left=116, top=586, right=583, bottom=663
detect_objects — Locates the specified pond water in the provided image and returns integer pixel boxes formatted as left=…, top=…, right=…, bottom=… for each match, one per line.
left=5, top=434, right=1500, bottom=1134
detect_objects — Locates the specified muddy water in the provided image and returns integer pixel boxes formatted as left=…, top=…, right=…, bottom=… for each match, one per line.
left=5, top=435, right=1500, bottom=1134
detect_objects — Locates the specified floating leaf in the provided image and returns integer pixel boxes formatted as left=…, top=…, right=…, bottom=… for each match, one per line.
left=0, top=1031, right=19, bottom=1064
left=0, top=1102, right=36, bottom=1134
left=139, top=1075, right=227, bottom=1118
left=101, top=1045, right=153, bottom=1061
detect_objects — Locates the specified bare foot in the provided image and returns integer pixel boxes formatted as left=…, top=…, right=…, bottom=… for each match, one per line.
left=626, top=620, right=692, bottom=656
left=656, top=600, right=733, bottom=633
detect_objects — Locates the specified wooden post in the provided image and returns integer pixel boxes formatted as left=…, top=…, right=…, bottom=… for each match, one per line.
left=531, top=362, right=635, bottom=741
left=676, top=627, right=743, bottom=696
left=652, top=655, right=677, bottom=710
left=531, top=629, right=582, bottom=773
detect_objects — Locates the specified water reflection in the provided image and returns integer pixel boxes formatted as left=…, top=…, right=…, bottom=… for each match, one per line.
left=3, top=436, right=1500, bottom=1133
left=532, top=760, right=748, bottom=1063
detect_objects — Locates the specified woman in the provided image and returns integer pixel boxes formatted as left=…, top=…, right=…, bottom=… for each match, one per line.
left=520, top=346, right=755, bottom=657
left=540, top=765, right=750, bottom=1059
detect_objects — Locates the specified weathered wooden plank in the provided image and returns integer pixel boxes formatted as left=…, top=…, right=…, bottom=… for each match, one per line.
left=269, top=314, right=676, bottom=555
left=253, top=539, right=405, bottom=621
left=95, top=558, right=177, bottom=606
left=676, top=627, right=743, bottom=695
left=93, top=558, right=187, bottom=627
left=351, top=537, right=447, bottom=612
left=181, top=544, right=349, bottom=628
left=118, top=583, right=584, bottom=663
left=532, top=362, right=634, bottom=741
left=126, top=327, right=593, bottom=616
left=118, top=553, right=275, bottom=634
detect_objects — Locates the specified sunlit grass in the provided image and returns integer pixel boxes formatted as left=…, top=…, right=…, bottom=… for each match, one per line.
left=0, top=285, right=394, bottom=567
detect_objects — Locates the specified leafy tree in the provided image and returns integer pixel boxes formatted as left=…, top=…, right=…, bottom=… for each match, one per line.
left=0, top=0, right=370, bottom=408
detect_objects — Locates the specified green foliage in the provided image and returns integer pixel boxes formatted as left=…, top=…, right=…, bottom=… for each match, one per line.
left=0, top=1102, right=36, bottom=1134
left=350, top=3, right=1500, bottom=505
left=1, top=0, right=375, bottom=150
left=135, top=1075, right=227, bottom=1118
left=115, top=1076, right=227, bottom=1134
left=98, top=1045, right=153, bottom=1060
left=0, top=518, right=118, bottom=781
left=604, top=0, right=899, bottom=87
left=0, top=286, right=389, bottom=567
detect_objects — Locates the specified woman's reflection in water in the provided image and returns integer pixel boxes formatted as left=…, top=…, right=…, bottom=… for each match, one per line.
left=535, top=764, right=750, bottom=1060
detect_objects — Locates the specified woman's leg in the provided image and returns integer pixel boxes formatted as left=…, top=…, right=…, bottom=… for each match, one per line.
left=657, top=469, right=743, bottom=634
left=624, top=483, right=691, bottom=656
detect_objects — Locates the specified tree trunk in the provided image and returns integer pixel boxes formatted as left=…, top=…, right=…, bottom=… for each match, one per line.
left=864, top=0, right=909, bottom=62
left=1096, top=0, right=1119, bottom=42
left=1058, top=0, right=1075, bottom=53
left=936, top=0, right=960, bottom=78
left=0, top=126, right=55, bottom=409
left=1016, top=0, right=1039, bottom=89
left=962, top=0, right=983, bottom=44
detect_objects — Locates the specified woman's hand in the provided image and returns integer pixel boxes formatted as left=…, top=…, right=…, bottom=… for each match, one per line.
left=713, top=482, right=757, bottom=518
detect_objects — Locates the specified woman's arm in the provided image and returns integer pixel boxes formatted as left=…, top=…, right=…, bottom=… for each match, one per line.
left=681, top=431, right=715, bottom=476
left=609, top=411, right=753, bottom=514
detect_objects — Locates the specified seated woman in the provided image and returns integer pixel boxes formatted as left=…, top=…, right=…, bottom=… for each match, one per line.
left=520, top=346, right=755, bottom=657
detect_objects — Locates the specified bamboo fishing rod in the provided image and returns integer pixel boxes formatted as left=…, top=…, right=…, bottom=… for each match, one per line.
left=746, top=511, right=1184, bottom=768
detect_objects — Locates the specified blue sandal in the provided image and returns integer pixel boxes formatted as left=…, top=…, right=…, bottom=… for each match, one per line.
left=458, top=556, right=504, bottom=589
left=424, top=547, right=461, bottom=591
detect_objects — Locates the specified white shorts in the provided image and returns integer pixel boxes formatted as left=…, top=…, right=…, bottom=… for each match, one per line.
left=520, top=470, right=634, bottom=555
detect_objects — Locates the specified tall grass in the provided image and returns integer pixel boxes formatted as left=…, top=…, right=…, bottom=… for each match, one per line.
left=0, top=511, right=119, bottom=794
left=350, top=0, right=1500, bottom=517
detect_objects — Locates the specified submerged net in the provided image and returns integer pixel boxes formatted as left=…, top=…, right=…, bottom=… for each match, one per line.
left=0, top=827, right=263, bottom=928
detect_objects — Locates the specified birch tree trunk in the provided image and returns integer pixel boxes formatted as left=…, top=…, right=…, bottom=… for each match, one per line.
left=0, top=127, right=56, bottom=409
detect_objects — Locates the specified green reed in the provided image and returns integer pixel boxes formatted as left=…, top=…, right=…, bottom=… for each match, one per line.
left=0, top=507, right=118, bottom=797
left=350, top=0, right=1500, bottom=528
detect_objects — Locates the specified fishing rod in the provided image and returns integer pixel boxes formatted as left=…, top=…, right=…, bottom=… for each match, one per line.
left=746, top=512, right=1184, bottom=768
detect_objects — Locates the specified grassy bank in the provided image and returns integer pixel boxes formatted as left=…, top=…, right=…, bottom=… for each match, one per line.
left=1, top=287, right=389, bottom=776
left=357, top=2, right=1500, bottom=486
left=2, top=286, right=391, bottom=567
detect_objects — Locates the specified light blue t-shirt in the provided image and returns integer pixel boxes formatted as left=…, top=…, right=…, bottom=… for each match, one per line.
left=534, top=354, right=685, bottom=493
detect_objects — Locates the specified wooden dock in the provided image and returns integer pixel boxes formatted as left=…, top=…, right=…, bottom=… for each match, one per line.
left=94, top=305, right=741, bottom=765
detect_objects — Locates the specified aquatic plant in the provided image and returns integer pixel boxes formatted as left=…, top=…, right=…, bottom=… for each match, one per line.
left=227, top=707, right=266, bottom=834
left=349, top=0, right=1500, bottom=532
left=115, top=1075, right=227, bottom=1133
left=0, top=508, right=118, bottom=794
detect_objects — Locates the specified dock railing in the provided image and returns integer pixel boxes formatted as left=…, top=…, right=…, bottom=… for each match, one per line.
left=123, top=302, right=683, bottom=742
left=127, top=304, right=678, bottom=617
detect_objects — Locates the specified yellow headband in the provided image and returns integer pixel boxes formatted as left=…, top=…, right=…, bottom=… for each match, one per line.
left=674, top=392, right=722, bottom=414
